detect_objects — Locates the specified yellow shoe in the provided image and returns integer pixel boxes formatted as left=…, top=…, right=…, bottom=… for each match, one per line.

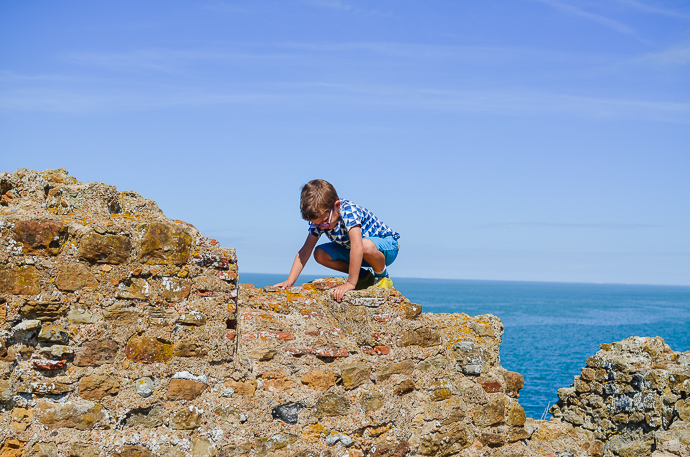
left=375, top=277, right=393, bottom=289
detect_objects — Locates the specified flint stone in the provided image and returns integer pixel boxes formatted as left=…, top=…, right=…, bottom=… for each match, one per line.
left=0, top=265, right=40, bottom=295
left=12, top=220, right=67, bottom=255
left=325, top=431, right=353, bottom=447
left=79, top=375, right=120, bottom=401
left=316, top=392, right=350, bottom=417
left=166, top=378, right=207, bottom=400
left=74, top=339, right=118, bottom=366
left=340, top=362, right=371, bottom=390
left=78, top=232, right=132, bottom=264
left=35, top=399, right=105, bottom=430
left=125, top=336, right=173, bottom=364
left=138, top=222, right=192, bottom=266
left=135, top=377, right=155, bottom=397
left=272, top=401, right=307, bottom=424
left=55, top=263, right=98, bottom=291
left=452, top=341, right=483, bottom=376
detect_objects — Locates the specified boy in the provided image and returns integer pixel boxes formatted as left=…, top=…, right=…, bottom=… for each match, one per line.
left=274, top=179, right=400, bottom=302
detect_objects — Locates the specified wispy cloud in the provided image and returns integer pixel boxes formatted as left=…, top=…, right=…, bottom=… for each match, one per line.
left=60, top=42, right=596, bottom=75
left=2, top=79, right=689, bottom=124
left=612, top=0, right=690, bottom=20
left=534, top=0, right=636, bottom=35
left=303, top=0, right=356, bottom=11
left=481, top=221, right=662, bottom=230
left=637, top=41, right=690, bottom=66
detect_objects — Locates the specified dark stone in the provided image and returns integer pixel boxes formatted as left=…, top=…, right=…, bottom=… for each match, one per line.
left=604, top=382, right=618, bottom=396
left=271, top=401, right=307, bottom=424
left=631, top=373, right=646, bottom=391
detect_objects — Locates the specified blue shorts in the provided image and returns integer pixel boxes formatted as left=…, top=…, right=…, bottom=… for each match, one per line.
left=316, top=236, right=400, bottom=268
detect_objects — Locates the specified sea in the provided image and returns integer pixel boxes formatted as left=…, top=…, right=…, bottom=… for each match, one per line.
left=239, top=273, right=690, bottom=419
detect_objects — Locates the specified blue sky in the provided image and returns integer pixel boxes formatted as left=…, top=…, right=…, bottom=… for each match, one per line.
left=1, top=1, right=689, bottom=285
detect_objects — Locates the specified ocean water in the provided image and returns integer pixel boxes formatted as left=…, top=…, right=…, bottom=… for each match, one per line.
left=240, top=273, right=690, bottom=419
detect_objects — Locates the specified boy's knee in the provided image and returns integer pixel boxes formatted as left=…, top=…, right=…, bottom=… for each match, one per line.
left=362, top=239, right=380, bottom=256
left=313, top=247, right=329, bottom=264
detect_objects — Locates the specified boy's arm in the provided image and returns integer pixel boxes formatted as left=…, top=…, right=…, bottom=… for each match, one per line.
left=332, top=225, right=363, bottom=302
left=274, top=233, right=319, bottom=288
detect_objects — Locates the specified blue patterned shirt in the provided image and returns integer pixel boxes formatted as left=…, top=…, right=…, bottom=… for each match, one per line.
left=308, top=199, right=400, bottom=249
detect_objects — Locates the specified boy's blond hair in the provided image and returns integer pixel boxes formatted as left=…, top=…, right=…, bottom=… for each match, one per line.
left=300, top=179, right=339, bottom=221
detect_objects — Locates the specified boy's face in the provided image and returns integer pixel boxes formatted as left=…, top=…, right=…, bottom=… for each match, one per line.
left=310, top=200, right=340, bottom=230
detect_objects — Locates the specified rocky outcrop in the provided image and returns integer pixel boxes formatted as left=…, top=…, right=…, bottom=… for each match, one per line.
left=0, top=169, right=687, bottom=457
left=550, top=337, right=690, bottom=457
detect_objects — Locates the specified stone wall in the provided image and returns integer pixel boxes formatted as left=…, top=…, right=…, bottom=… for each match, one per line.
left=0, top=169, right=687, bottom=457
left=550, top=337, right=690, bottom=457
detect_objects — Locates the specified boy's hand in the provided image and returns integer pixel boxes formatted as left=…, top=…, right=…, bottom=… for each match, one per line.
left=274, top=281, right=293, bottom=289
left=332, top=282, right=355, bottom=302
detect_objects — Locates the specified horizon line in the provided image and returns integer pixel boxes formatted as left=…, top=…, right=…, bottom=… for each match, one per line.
left=240, top=271, right=690, bottom=288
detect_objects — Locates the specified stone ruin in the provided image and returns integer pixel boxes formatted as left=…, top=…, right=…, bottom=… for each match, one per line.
left=0, top=168, right=687, bottom=457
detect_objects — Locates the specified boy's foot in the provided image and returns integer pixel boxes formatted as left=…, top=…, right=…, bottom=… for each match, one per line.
left=375, top=277, right=394, bottom=289
left=355, top=270, right=376, bottom=290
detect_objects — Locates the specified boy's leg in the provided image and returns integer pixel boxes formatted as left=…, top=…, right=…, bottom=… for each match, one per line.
left=363, top=236, right=399, bottom=288
left=313, top=246, right=349, bottom=273
left=314, top=243, right=376, bottom=289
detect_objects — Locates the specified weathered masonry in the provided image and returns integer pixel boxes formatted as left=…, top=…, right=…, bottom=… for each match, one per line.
left=0, top=169, right=687, bottom=457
